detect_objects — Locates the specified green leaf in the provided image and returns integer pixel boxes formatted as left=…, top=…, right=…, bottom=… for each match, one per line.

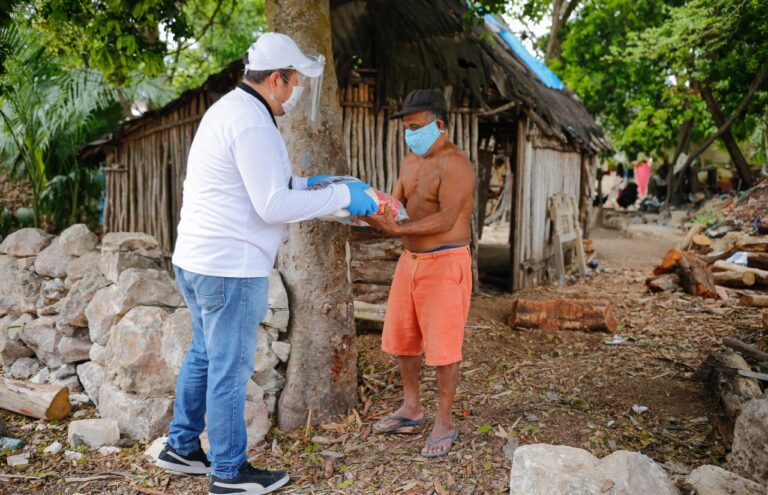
left=476, top=424, right=492, bottom=434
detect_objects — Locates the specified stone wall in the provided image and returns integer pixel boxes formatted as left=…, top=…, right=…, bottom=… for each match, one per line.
left=0, top=226, right=291, bottom=446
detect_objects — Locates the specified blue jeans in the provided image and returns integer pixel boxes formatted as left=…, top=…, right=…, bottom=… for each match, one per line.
left=168, top=265, right=268, bottom=479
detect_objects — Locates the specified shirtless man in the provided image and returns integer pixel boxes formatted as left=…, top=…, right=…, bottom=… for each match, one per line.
left=364, top=89, right=475, bottom=457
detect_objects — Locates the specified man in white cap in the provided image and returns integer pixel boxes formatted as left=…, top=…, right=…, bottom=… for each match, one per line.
left=155, top=32, right=377, bottom=494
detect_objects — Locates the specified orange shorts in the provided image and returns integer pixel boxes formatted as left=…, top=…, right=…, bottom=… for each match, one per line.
left=382, top=246, right=472, bottom=366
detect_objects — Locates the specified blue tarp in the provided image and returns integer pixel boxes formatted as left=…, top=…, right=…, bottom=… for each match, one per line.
left=484, top=14, right=564, bottom=91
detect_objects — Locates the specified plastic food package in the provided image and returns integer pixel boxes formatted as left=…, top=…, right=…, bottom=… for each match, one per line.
left=309, top=176, right=409, bottom=226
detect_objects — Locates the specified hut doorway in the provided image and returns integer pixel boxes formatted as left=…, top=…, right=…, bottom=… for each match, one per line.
left=476, top=122, right=518, bottom=292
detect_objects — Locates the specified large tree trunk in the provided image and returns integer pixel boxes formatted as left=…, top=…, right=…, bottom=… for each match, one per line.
left=699, top=85, right=754, bottom=188
left=267, top=0, right=357, bottom=431
left=544, top=0, right=581, bottom=63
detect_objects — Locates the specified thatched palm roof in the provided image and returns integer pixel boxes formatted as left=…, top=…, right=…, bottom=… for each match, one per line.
left=84, top=0, right=609, bottom=156
left=332, top=0, right=610, bottom=153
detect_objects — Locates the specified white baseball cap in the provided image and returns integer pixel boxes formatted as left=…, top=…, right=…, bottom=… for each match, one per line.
left=245, top=32, right=324, bottom=78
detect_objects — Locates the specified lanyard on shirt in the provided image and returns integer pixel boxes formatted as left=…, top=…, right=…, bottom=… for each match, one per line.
left=237, top=82, right=278, bottom=128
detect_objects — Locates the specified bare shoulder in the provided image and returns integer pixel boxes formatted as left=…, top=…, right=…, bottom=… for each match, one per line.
left=439, top=145, right=475, bottom=179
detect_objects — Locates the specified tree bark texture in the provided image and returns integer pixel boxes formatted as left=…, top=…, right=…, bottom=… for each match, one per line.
left=267, top=0, right=357, bottom=431
left=508, top=298, right=617, bottom=333
left=0, top=378, right=71, bottom=420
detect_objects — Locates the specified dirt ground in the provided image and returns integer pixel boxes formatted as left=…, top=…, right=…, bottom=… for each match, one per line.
left=2, top=222, right=765, bottom=495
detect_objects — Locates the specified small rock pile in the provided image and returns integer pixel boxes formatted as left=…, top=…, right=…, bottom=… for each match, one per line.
left=0, top=226, right=291, bottom=447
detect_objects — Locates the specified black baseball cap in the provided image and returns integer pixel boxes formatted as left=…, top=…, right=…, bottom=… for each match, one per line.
left=389, top=89, right=448, bottom=119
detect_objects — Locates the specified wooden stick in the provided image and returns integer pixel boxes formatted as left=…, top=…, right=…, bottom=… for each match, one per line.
left=375, top=111, right=385, bottom=191
left=722, top=336, right=768, bottom=362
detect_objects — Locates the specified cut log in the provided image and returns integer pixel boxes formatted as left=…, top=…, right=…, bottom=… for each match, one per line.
left=653, top=249, right=683, bottom=276
left=350, top=239, right=403, bottom=261
left=699, top=351, right=763, bottom=422
left=738, top=294, right=768, bottom=308
left=350, top=259, right=398, bottom=285
left=691, top=234, right=711, bottom=253
left=508, top=299, right=617, bottom=333
left=353, top=301, right=387, bottom=323
left=677, top=252, right=717, bottom=298
left=645, top=273, right=681, bottom=293
left=0, top=378, right=71, bottom=420
left=723, top=336, right=768, bottom=363
left=736, top=240, right=768, bottom=253
left=676, top=224, right=705, bottom=251
left=712, top=260, right=768, bottom=285
left=746, top=251, right=768, bottom=270
left=352, top=283, right=390, bottom=304
left=713, top=270, right=756, bottom=288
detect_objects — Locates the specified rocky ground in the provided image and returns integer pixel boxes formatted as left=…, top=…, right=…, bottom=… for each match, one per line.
left=1, top=223, right=766, bottom=494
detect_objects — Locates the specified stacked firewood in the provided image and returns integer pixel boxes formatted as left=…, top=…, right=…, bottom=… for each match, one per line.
left=647, top=224, right=768, bottom=306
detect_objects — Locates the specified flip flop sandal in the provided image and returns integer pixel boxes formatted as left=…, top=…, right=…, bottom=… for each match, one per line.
left=373, top=414, right=427, bottom=433
left=421, top=429, right=459, bottom=458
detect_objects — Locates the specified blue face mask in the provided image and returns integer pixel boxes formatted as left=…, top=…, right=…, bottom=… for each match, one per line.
left=405, top=120, right=441, bottom=157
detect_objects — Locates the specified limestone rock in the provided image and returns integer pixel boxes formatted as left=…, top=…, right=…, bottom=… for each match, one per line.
left=246, top=379, right=264, bottom=402
left=77, top=361, right=106, bottom=405
left=68, top=419, right=120, bottom=447
left=57, top=330, right=92, bottom=363
left=262, top=309, right=289, bottom=332
left=64, top=450, right=84, bottom=461
left=57, top=268, right=110, bottom=328
left=7, top=454, right=29, bottom=468
left=36, top=278, right=67, bottom=316
left=160, top=308, right=191, bottom=375
left=0, top=260, right=42, bottom=315
left=0, top=314, right=34, bottom=366
left=271, top=341, right=291, bottom=362
left=85, top=285, right=123, bottom=346
left=43, top=441, right=63, bottom=455
left=728, top=398, right=768, bottom=485
left=0, top=228, right=51, bottom=257
left=59, top=224, right=98, bottom=256
left=9, top=356, right=43, bottom=379
left=685, top=465, right=765, bottom=495
left=30, top=367, right=49, bottom=383
left=50, top=363, right=77, bottom=380
left=508, top=444, right=678, bottom=495
left=254, top=330, right=279, bottom=374
left=101, top=232, right=162, bottom=259
left=253, top=368, right=285, bottom=396
left=19, top=315, right=63, bottom=368
left=34, top=238, right=74, bottom=278
left=268, top=270, right=289, bottom=309
left=117, top=268, right=184, bottom=309
left=99, top=251, right=158, bottom=284
left=89, top=343, right=108, bottom=365
left=98, top=383, right=173, bottom=441
left=50, top=374, right=84, bottom=394
left=65, top=251, right=101, bottom=287
left=104, top=306, right=175, bottom=396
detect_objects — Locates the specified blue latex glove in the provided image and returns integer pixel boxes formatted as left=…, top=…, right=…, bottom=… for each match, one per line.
left=345, top=181, right=378, bottom=217
left=307, top=175, right=331, bottom=188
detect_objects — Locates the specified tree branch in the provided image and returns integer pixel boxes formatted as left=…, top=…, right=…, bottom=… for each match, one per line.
left=561, top=0, right=581, bottom=22
left=679, top=65, right=766, bottom=174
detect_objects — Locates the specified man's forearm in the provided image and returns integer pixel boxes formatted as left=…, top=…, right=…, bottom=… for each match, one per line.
left=391, top=213, right=456, bottom=236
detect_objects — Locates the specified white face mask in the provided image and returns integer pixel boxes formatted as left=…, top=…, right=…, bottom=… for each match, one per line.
left=281, top=84, right=304, bottom=113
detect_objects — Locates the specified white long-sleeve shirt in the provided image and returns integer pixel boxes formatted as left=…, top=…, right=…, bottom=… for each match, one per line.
left=172, top=85, right=350, bottom=277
